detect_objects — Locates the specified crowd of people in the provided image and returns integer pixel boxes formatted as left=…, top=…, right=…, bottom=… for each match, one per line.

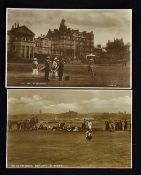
left=8, top=117, right=93, bottom=131
left=105, top=119, right=128, bottom=131
left=32, top=56, right=65, bottom=81
left=9, top=116, right=129, bottom=138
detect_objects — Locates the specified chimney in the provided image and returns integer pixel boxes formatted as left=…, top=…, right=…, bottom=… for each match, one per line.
left=98, top=44, right=101, bottom=48
left=17, top=23, right=19, bottom=28
left=11, top=25, right=14, bottom=30
left=15, top=23, right=17, bottom=28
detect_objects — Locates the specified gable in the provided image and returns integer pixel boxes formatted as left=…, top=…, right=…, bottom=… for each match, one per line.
left=9, top=25, right=35, bottom=37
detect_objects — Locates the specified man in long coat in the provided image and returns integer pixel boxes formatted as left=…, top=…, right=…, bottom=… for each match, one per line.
left=58, top=57, right=64, bottom=81
left=45, top=56, right=51, bottom=81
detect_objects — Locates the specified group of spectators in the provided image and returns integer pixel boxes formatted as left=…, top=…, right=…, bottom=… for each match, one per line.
left=105, top=119, right=128, bottom=131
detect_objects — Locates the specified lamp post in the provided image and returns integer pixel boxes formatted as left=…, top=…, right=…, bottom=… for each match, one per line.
left=73, top=34, right=77, bottom=60
left=73, top=34, right=85, bottom=60
left=73, top=39, right=76, bottom=59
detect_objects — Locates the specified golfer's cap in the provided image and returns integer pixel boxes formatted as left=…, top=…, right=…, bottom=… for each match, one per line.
left=33, top=58, right=38, bottom=61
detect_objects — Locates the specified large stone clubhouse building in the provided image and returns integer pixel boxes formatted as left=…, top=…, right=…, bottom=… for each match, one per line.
left=7, top=23, right=35, bottom=59
left=7, top=19, right=94, bottom=60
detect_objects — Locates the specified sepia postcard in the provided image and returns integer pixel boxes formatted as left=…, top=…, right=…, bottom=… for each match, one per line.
left=6, top=8, right=132, bottom=88
left=7, top=89, right=132, bottom=168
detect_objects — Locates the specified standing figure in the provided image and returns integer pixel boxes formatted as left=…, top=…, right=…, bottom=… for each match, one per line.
left=88, top=121, right=93, bottom=131
left=105, top=121, right=109, bottom=131
left=32, top=58, right=39, bottom=77
left=119, top=120, right=122, bottom=131
left=44, top=56, right=51, bottom=81
left=51, top=57, right=58, bottom=79
left=122, top=120, right=125, bottom=131
left=124, top=119, right=128, bottom=131
left=86, top=130, right=92, bottom=140
left=88, top=58, right=94, bottom=78
left=109, top=120, right=115, bottom=132
left=58, top=58, right=64, bottom=81
left=82, top=119, right=86, bottom=130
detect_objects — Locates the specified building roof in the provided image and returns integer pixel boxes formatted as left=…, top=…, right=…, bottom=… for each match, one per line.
left=9, top=25, right=35, bottom=36
left=47, top=19, right=94, bottom=39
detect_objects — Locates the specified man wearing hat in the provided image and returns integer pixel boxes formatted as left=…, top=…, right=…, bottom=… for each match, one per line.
left=51, top=57, right=58, bottom=79
left=44, top=56, right=51, bottom=81
left=32, top=58, right=39, bottom=77
left=88, top=56, right=95, bottom=79
left=58, top=57, right=64, bottom=81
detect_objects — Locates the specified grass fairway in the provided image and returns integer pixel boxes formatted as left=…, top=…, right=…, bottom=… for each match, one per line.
left=7, top=130, right=131, bottom=168
left=7, top=61, right=130, bottom=87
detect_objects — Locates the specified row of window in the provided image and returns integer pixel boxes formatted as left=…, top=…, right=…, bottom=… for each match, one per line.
left=51, top=37, right=93, bottom=42
left=51, top=48, right=92, bottom=52
left=10, top=36, right=34, bottom=42
left=51, top=44, right=93, bottom=48
left=36, top=43, right=50, bottom=47
left=51, top=41, right=93, bottom=45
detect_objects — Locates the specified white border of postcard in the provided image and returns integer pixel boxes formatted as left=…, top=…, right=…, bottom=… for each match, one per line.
left=5, top=8, right=132, bottom=89
left=6, top=89, right=132, bottom=168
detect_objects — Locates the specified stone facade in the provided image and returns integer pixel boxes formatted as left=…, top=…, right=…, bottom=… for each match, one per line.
left=47, top=19, right=94, bottom=58
left=7, top=23, right=35, bottom=59
left=34, top=35, right=51, bottom=56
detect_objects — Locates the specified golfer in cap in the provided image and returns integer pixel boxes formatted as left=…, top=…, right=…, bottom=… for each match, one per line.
left=88, top=57, right=95, bottom=79
left=32, top=58, right=39, bottom=77
left=51, top=57, right=58, bottom=79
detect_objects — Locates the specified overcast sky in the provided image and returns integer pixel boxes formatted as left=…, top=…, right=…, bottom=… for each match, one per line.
left=8, top=90, right=131, bottom=115
left=7, top=9, right=132, bottom=46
